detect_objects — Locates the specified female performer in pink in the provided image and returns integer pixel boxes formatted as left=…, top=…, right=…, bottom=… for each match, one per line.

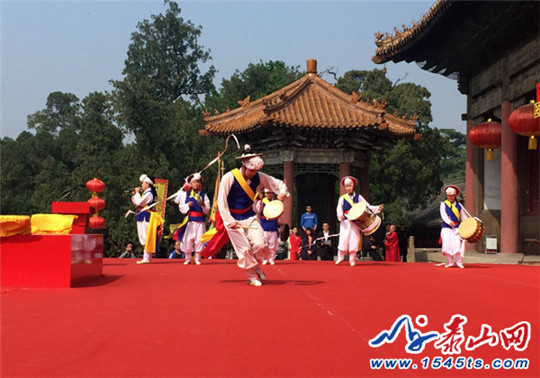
left=336, top=176, right=383, bottom=267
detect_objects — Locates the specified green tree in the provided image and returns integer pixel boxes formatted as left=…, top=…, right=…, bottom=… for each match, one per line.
left=27, top=91, right=80, bottom=134
left=336, top=69, right=455, bottom=225
left=112, top=0, right=215, bottom=152
left=205, top=60, right=303, bottom=113
left=439, top=128, right=466, bottom=180
left=110, top=0, right=225, bottom=252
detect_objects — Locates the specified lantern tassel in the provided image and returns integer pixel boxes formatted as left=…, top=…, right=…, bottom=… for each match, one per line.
left=486, top=149, right=494, bottom=160
left=528, top=136, right=537, bottom=150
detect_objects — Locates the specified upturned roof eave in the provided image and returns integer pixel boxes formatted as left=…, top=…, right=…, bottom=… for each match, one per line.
left=371, top=0, right=452, bottom=65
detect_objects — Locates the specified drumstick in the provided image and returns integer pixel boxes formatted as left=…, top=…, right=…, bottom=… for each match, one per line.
left=239, top=225, right=258, bottom=230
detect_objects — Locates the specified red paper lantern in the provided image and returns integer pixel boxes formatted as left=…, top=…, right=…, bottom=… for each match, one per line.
left=88, top=197, right=106, bottom=211
left=86, top=178, right=106, bottom=193
left=89, top=216, right=106, bottom=229
left=509, top=101, right=540, bottom=150
left=469, top=119, right=502, bottom=160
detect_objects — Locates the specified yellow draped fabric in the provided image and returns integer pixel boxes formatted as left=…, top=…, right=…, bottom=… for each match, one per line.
left=200, top=227, right=217, bottom=243
left=30, top=214, right=78, bottom=234
left=145, top=212, right=163, bottom=253
left=444, top=200, right=461, bottom=222
left=0, top=215, right=31, bottom=238
left=231, top=168, right=258, bottom=201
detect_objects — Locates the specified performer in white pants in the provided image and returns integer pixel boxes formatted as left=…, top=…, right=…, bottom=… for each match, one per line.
left=174, top=173, right=210, bottom=265
left=218, top=145, right=288, bottom=286
left=256, top=190, right=281, bottom=265
left=131, top=174, right=158, bottom=264
left=440, top=185, right=469, bottom=268
left=336, top=176, right=383, bottom=266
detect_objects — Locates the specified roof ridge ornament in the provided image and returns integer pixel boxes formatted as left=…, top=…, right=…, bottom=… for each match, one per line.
left=238, top=96, right=251, bottom=109
left=306, top=59, right=317, bottom=75
left=372, top=98, right=387, bottom=110
left=351, top=91, right=362, bottom=104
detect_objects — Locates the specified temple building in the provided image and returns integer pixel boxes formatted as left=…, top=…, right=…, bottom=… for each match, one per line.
left=201, top=59, right=419, bottom=230
left=372, top=0, right=539, bottom=253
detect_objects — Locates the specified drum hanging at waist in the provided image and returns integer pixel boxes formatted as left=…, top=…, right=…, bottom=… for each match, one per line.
left=458, top=217, right=484, bottom=243
left=347, top=202, right=382, bottom=236
left=262, top=200, right=284, bottom=220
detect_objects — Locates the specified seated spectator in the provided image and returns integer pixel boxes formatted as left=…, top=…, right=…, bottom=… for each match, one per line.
left=119, top=241, right=136, bottom=258
left=363, top=235, right=382, bottom=261
left=168, top=240, right=184, bottom=259
left=316, top=222, right=335, bottom=261
left=276, top=224, right=289, bottom=260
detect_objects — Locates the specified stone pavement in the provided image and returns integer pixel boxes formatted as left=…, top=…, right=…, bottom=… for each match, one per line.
left=413, top=248, right=540, bottom=266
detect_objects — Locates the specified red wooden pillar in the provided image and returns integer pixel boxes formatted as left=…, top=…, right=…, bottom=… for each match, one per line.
left=339, top=162, right=350, bottom=195
left=465, top=119, right=476, bottom=251
left=500, top=101, right=519, bottom=253
left=283, top=160, right=294, bottom=227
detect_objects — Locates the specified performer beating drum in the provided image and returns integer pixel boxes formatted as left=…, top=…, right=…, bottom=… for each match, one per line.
left=336, top=176, right=384, bottom=267
left=440, top=185, right=469, bottom=268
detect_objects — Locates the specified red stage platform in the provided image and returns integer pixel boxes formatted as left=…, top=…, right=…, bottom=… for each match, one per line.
left=1, top=201, right=103, bottom=288
left=1, top=234, right=103, bottom=288
left=1, top=260, right=538, bottom=377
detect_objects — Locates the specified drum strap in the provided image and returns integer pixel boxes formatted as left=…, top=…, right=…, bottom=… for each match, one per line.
left=342, top=193, right=356, bottom=207
left=444, top=200, right=461, bottom=222
left=231, top=168, right=258, bottom=202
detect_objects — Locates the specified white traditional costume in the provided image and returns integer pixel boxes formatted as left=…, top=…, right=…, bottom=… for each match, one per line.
left=336, top=176, right=382, bottom=266
left=174, top=173, right=210, bottom=265
left=255, top=190, right=281, bottom=265
left=440, top=185, right=468, bottom=268
left=217, top=146, right=288, bottom=286
left=131, top=174, right=158, bottom=264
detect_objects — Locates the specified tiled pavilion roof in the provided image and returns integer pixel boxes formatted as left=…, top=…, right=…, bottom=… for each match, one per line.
left=202, top=60, right=418, bottom=139
left=371, top=0, right=539, bottom=85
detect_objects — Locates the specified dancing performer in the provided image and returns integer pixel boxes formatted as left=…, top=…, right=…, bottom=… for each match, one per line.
left=256, top=189, right=280, bottom=265
left=131, top=174, right=161, bottom=264
left=174, top=173, right=210, bottom=265
left=440, top=185, right=468, bottom=268
left=336, top=176, right=383, bottom=267
left=217, top=145, right=288, bottom=286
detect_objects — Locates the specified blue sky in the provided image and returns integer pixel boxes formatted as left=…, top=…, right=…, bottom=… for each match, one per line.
left=1, top=0, right=466, bottom=139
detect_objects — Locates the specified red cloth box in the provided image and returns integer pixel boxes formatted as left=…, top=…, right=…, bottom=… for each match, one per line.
left=51, top=202, right=90, bottom=234
left=1, top=234, right=103, bottom=288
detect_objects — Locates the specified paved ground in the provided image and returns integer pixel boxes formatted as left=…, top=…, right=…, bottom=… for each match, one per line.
left=414, top=249, right=540, bottom=265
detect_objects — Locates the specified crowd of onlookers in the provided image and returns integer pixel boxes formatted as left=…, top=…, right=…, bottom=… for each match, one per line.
left=116, top=205, right=411, bottom=263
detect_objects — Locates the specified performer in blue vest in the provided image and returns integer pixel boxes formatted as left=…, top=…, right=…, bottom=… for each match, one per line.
left=217, top=145, right=288, bottom=286
left=336, top=176, right=383, bottom=267
left=256, top=189, right=281, bottom=265
left=440, top=185, right=468, bottom=268
left=174, top=173, right=210, bottom=265
left=131, top=174, right=158, bottom=264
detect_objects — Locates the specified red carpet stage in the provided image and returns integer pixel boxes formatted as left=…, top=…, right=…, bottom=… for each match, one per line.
left=2, top=259, right=539, bottom=377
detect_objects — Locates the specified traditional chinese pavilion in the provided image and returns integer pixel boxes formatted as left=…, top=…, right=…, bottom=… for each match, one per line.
left=201, top=59, right=418, bottom=229
left=372, top=0, right=539, bottom=253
